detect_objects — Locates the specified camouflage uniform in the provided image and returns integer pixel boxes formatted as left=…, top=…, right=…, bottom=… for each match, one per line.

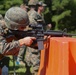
left=37, top=12, right=46, bottom=30
left=28, top=10, right=45, bottom=26
left=0, top=7, right=30, bottom=74
left=37, top=1, right=47, bottom=30
left=28, top=9, right=38, bottom=25
left=0, top=25, right=20, bottom=55
left=0, top=21, right=20, bottom=70
left=0, top=6, right=29, bottom=54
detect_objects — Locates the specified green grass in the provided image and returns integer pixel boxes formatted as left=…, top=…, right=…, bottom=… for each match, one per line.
left=1, top=56, right=34, bottom=75
left=8, top=56, right=26, bottom=75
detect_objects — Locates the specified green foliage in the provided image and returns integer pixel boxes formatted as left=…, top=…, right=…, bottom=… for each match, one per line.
left=52, top=10, right=71, bottom=30
left=0, top=0, right=23, bottom=15
left=9, top=56, right=26, bottom=74
left=57, top=0, right=76, bottom=32
left=0, top=0, right=76, bottom=32
left=44, top=0, right=76, bottom=32
left=51, top=0, right=71, bottom=30
left=52, top=0, right=69, bottom=11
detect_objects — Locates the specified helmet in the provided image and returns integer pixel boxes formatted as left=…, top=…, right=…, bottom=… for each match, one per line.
left=28, top=0, right=38, bottom=6
left=4, top=7, right=29, bottom=30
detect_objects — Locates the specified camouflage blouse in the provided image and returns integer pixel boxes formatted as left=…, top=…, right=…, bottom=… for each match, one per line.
left=0, top=25, right=20, bottom=55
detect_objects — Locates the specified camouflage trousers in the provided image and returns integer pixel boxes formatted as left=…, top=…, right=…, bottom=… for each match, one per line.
left=17, top=46, right=40, bottom=74
left=25, top=47, right=40, bottom=72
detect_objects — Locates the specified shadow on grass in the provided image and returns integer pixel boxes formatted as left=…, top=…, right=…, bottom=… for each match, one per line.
left=9, top=56, right=32, bottom=75
left=9, top=65, right=32, bottom=75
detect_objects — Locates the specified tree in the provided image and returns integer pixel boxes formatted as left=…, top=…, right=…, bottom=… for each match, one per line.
left=44, top=0, right=76, bottom=32
left=52, top=10, right=71, bottom=30
left=0, top=0, right=23, bottom=16
left=51, top=0, right=71, bottom=30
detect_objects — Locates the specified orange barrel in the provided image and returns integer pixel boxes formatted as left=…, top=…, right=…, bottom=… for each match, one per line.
left=38, top=38, right=50, bottom=75
left=69, top=39, right=76, bottom=75
left=38, top=37, right=76, bottom=75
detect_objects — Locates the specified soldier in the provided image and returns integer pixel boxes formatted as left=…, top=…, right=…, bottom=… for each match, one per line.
left=36, top=1, right=52, bottom=30
left=24, top=0, right=40, bottom=75
left=26, top=1, right=50, bottom=75
left=25, top=1, right=48, bottom=75
left=16, top=1, right=47, bottom=75
left=0, top=6, right=36, bottom=63
left=28, top=0, right=39, bottom=25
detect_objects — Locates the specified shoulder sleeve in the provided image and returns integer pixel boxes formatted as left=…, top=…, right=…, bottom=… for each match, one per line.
left=0, top=26, right=20, bottom=55
left=28, top=11, right=38, bottom=25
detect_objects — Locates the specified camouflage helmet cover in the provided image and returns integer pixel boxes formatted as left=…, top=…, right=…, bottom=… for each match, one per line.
left=28, top=0, right=38, bottom=6
left=4, top=7, right=29, bottom=30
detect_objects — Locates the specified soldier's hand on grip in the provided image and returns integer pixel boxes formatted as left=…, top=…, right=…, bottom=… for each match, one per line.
left=19, top=37, right=36, bottom=46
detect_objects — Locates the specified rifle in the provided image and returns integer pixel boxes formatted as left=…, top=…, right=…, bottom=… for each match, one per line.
left=8, top=24, right=76, bottom=50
